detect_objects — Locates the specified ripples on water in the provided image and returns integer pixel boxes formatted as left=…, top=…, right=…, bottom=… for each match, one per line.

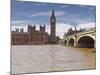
left=11, top=45, right=96, bottom=74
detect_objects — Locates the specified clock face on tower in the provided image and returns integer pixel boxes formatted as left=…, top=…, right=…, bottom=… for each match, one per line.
left=51, top=19, right=55, bottom=23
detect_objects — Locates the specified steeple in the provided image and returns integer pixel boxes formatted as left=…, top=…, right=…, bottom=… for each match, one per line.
left=51, top=9, right=55, bottom=17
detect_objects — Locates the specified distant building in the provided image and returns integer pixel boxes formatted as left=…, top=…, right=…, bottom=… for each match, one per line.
left=66, top=27, right=86, bottom=36
left=11, top=10, right=57, bottom=45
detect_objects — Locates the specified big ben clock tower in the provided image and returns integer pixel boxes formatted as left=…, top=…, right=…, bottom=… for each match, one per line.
left=50, top=9, right=56, bottom=43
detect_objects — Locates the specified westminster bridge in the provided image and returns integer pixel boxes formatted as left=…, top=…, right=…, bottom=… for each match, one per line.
left=61, top=28, right=96, bottom=48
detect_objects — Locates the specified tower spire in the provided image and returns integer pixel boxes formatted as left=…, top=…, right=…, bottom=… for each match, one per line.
left=51, top=9, right=55, bottom=17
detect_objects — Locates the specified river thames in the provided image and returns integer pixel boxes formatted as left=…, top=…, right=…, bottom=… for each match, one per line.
left=11, top=45, right=96, bottom=74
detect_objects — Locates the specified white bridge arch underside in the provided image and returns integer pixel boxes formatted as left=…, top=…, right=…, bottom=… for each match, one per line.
left=77, top=36, right=94, bottom=48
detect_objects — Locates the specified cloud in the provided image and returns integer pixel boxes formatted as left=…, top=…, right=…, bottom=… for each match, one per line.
left=78, top=5, right=88, bottom=8
left=77, top=22, right=95, bottom=30
left=57, top=11, right=95, bottom=26
left=78, top=5, right=95, bottom=12
left=56, top=23, right=74, bottom=39
left=60, top=5, right=69, bottom=8
left=11, top=20, right=44, bottom=25
left=11, top=20, right=32, bottom=25
left=12, top=25, right=28, bottom=32
left=89, top=6, right=96, bottom=10
left=29, top=11, right=65, bottom=17
left=66, top=15, right=95, bottom=26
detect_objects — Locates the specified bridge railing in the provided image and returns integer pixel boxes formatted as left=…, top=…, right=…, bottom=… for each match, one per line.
left=64, top=28, right=96, bottom=37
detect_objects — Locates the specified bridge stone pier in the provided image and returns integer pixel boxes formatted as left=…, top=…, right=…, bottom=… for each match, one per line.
left=62, top=28, right=96, bottom=48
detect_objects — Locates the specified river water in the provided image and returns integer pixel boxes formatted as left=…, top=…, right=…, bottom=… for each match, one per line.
left=11, top=45, right=96, bottom=74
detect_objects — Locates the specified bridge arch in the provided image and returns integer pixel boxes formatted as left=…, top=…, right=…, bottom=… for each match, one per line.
left=68, top=38, right=74, bottom=46
left=77, top=34, right=95, bottom=41
left=77, top=36, right=95, bottom=48
left=64, top=40, right=67, bottom=45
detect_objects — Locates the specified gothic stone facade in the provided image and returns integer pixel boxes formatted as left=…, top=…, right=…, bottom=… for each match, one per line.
left=11, top=25, right=48, bottom=45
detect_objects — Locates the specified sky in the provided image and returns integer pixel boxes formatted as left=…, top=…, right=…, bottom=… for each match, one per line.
left=11, top=0, right=96, bottom=38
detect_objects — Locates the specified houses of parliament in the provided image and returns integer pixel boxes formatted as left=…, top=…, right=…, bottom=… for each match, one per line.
left=11, top=10, right=57, bottom=45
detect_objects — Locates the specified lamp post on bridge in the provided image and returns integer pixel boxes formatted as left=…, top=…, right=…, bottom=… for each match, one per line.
left=74, top=26, right=77, bottom=47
